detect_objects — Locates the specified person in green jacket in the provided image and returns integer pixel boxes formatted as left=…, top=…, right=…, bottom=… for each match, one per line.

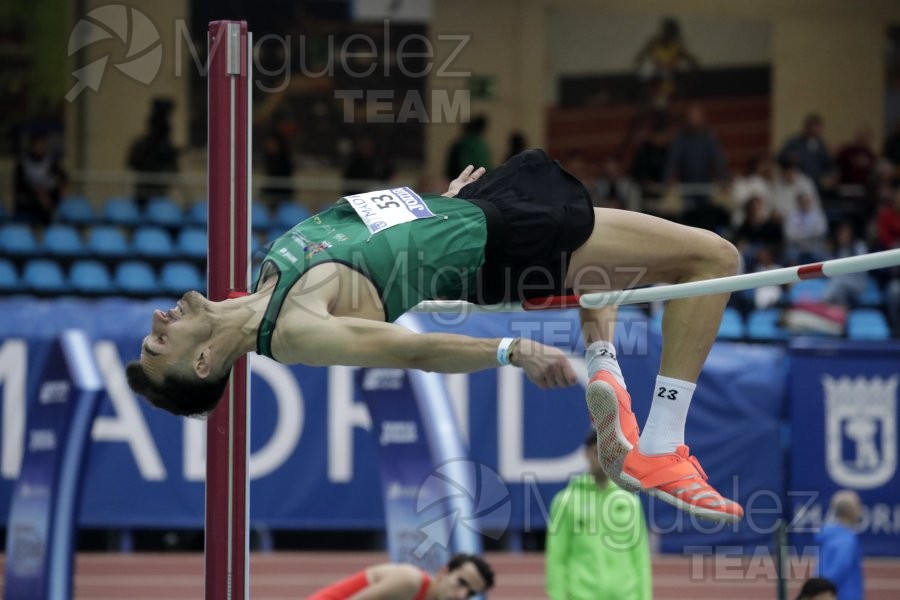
left=546, top=430, right=652, bottom=600
left=445, top=115, right=492, bottom=181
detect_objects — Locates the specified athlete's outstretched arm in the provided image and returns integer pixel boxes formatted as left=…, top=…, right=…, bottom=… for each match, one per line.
left=275, top=313, right=577, bottom=389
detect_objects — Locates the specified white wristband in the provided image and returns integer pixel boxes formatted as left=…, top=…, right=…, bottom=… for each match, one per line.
left=497, top=337, right=516, bottom=366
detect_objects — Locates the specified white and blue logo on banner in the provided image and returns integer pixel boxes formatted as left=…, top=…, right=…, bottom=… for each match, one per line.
left=790, top=340, right=900, bottom=556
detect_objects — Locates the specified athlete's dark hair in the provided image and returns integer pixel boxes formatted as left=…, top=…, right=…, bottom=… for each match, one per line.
left=584, top=429, right=598, bottom=448
left=446, top=553, right=495, bottom=591
left=795, top=577, right=836, bottom=599
left=125, top=360, right=230, bottom=417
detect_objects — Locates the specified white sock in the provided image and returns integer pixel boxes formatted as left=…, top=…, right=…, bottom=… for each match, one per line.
left=585, top=341, right=626, bottom=389
left=638, top=375, right=696, bottom=455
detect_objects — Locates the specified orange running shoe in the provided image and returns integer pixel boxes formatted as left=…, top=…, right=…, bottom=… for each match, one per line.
left=586, top=371, right=641, bottom=492
left=622, top=445, right=744, bottom=523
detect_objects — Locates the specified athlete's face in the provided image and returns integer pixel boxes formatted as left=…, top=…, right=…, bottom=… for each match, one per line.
left=432, top=562, right=487, bottom=600
left=139, top=291, right=215, bottom=383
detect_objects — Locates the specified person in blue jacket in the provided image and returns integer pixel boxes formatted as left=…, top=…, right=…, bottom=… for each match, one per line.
left=816, top=490, right=864, bottom=600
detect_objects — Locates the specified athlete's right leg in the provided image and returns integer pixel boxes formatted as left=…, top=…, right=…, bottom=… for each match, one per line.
left=580, top=306, right=641, bottom=491
left=566, top=208, right=743, bottom=522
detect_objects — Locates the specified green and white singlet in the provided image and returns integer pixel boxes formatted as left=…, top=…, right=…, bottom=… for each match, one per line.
left=253, top=193, right=488, bottom=358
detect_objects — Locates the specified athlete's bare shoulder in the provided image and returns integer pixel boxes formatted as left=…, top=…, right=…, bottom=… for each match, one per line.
left=368, top=563, right=423, bottom=590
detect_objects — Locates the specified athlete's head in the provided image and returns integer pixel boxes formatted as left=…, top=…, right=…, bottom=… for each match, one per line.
left=795, top=577, right=837, bottom=600
left=126, top=291, right=232, bottom=417
left=431, top=554, right=494, bottom=599
left=583, top=430, right=608, bottom=485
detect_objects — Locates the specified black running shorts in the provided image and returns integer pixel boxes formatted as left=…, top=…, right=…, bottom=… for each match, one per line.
left=458, top=148, right=595, bottom=304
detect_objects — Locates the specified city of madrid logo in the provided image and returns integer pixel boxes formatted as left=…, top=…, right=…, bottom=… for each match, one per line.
left=67, top=5, right=162, bottom=101
left=823, top=375, right=898, bottom=489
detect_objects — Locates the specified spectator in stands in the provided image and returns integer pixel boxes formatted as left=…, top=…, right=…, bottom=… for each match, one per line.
left=795, top=577, right=837, bottom=600
left=343, top=137, right=395, bottom=197
left=748, top=244, right=785, bottom=309
left=823, top=222, right=868, bottom=307
left=506, top=131, right=528, bottom=161
left=773, top=155, right=822, bottom=218
left=883, top=119, right=900, bottom=170
left=816, top=490, right=863, bottom=600
left=735, top=195, right=784, bottom=265
left=783, top=192, right=829, bottom=265
left=835, top=126, right=878, bottom=220
left=259, top=130, right=295, bottom=206
left=128, top=98, right=179, bottom=207
left=546, top=430, right=651, bottom=600
left=878, top=186, right=900, bottom=250
left=621, top=17, right=697, bottom=154
left=13, top=129, right=67, bottom=224
left=836, top=126, right=877, bottom=190
left=308, top=554, right=494, bottom=600
left=665, top=104, right=728, bottom=211
left=593, top=155, right=640, bottom=211
left=732, top=153, right=777, bottom=227
left=873, top=158, right=899, bottom=215
left=633, top=17, right=699, bottom=110
left=445, top=115, right=492, bottom=181
left=630, top=121, right=670, bottom=209
left=778, top=113, right=834, bottom=195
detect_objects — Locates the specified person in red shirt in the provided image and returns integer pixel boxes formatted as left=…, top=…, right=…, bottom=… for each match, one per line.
left=878, top=186, right=900, bottom=250
left=836, top=126, right=877, bottom=189
left=308, top=554, right=494, bottom=600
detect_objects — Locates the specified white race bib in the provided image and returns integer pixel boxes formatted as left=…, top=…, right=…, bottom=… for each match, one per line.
left=342, top=187, right=436, bottom=235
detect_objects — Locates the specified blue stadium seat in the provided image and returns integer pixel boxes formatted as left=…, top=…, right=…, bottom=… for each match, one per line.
left=145, top=197, right=184, bottom=228
left=133, top=227, right=175, bottom=258
left=103, top=197, right=142, bottom=226
left=69, top=260, right=115, bottom=295
left=23, top=259, right=68, bottom=295
left=86, top=226, right=130, bottom=258
left=847, top=309, right=890, bottom=340
left=43, top=224, right=86, bottom=257
left=718, top=307, right=745, bottom=340
left=0, top=224, right=40, bottom=256
left=160, top=261, right=203, bottom=295
left=188, top=199, right=208, bottom=227
left=747, top=309, right=788, bottom=341
left=0, top=259, right=20, bottom=293
left=252, top=203, right=272, bottom=231
left=176, top=227, right=207, bottom=259
left=57, top=195, right=97, bottom=225
left=789, top=279, right=828, bottom=304
left=275, top=202, right=310, bottom=230
left=115, top=261, right=158, bottom=295
left=858, top=277, right=884, bottom=307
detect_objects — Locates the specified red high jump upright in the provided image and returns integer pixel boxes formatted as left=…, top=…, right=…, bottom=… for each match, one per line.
left=206, top=20, right=251, bottom=600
